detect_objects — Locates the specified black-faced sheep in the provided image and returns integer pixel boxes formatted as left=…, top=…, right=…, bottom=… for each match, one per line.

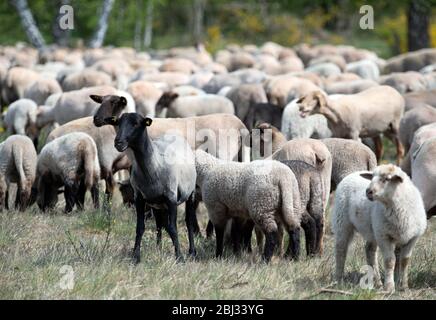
left=332, top=165, right=427, bottom=292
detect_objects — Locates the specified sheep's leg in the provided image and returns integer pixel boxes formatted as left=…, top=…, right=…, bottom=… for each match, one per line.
left=14, top=185, right=22, bottom=210
left=393, top=136, right=404, bottom=166
left=365, top=241, right=382, bottom=288
left=75, top=181, right=87, bottom=211
left=192, top=197, right=201, bottom=237
left=18, top=185, right=31, bottom=212
left=313, top=213, right=325, bottom=255
left=206, top=220, right=214, bottom=239
left=254, top=226, right=264, bottom=254
left=103, top=173, right=115, bottom=212
left=153, top=209, right=166, bottom=249
left=301, top=213, right=317, bottom=257
left=91, top=184, right=100, bottom=209
left=185, top=195, right=197, bottom=257
left=132, top=195, right=146, bottom=264
left=0, top=181, right=6, bottom=212
left=241, top=219, right=255, bottom=253
left=230, top=217, right=244, bottom=255
left=166, top=202, right=183, bottom=261
left=276, top=223, right=284, bottom=256
left=378, top=240, right=396, bottom=293
left=373, top=136, right=384, bottom=163
left=398, top=237, right=418, bottom=291
left=215, top=223, right=226, bottom=258
left=334, top=228, right=354, bottom=284
left=262, top=230, right=278, bottom=263
left=64, top=182, right=78, bottom=213
left=285, top=227, right=300, bottom=260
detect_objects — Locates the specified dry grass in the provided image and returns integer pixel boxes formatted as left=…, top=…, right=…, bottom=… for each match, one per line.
left=0, top=137, right=434, bottom=300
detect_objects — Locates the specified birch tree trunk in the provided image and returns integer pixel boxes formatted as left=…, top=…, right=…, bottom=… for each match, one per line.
left=89, top=0, right=115, bottom=48
left=10, top=0, right=46, bottom=49
left=52, top=0, right=71, bottom=47
left=134, top=0, right=143, bottom=50
left=408, top=0, right=430, bottom=51
left=192, top=0, right=206, bottom=45
left=143, top=0, right=153, bottom=49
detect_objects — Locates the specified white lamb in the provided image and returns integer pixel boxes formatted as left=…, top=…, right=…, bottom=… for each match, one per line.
left=332, top=164, right=427, bottom=292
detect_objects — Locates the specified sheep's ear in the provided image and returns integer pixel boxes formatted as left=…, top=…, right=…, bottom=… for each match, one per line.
left=360, top=173, right=373, bottom=180
left=90, top=95, right=104, bottom=103
left=119, top=97, right=127, bottom=106
left=170, top=92, right=179, bottom=100
left=143, top=117, right=153, bottom=126
left=104, top=116, right=119, bottom=126
left=314, top=91, right=327, bottom=109
left=315, top=154, right=325, bottom=166
left=389, top=174, right=403, bottom=183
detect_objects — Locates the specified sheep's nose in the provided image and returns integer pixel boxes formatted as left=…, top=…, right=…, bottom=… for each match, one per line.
left=366, top=188, right=374, bottom=201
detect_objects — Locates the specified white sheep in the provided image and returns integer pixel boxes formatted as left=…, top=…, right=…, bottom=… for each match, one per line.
left=195, top=150, right=302, bottom=262
left=0, top=135, right=37, bottom=211
left=281, top=98, right=332, bottom=140
left=3, top=98, right=37, bottom=137
left=332, top=165, right=427, bottom=292
left=36, top=132, right=101, bottom=213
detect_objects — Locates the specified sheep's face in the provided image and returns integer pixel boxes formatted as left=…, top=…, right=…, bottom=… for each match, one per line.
left=298, top=91, right=326, bottom=118
left=108, top=113, right=152, bottom=152
left=91, top=95, right=127, bottom=127
left=155, top=92, right=179, bottom=116
left=361, top=165, right=404, bottom=202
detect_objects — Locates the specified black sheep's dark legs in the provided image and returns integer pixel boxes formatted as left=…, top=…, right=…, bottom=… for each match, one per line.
left=301, top=214, right=317, bottom=256
left=75, top=180, right=86, bottom=211
left=314, top=215, right=324, bottom=255
left=285, top=227, right=301, bottom=260
left=206, top=220, right=214, bottom=239
left=262, top=231, right=278, bottom=263
left=192, top=197, right=201, bottom=237
left=166, top=201, right=182, bottom=261
left=133, top=194, right=146, bottom=264
left=91, top=184, right=100, bottom=209
left=154, top=209, right=166, bottom=248
left=185, top=194, right=197, bottom=257
left=64, top=182, right=78, bottom=213
left=215, top=224, right=225, bottom=258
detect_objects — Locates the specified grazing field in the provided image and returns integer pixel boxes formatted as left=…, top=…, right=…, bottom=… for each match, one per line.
left=0, top=192, right=434, bottom=300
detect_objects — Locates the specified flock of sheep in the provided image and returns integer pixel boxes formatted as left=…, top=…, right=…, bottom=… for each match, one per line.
left=0, top=42, right=435, bottom=294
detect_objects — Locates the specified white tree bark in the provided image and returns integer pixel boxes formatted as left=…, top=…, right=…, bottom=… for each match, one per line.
left=10, top=0, right=46, bottom=49
left=143, top=0, right=153, bottom=49
left=134, top=0, right=143, bottom=50
left=89, top=0, right=116, bottom=48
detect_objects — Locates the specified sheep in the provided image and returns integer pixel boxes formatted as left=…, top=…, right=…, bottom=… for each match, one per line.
left=251, top=123, right=287, bottom=158
left=172, top=85, right=206, bottom=97
left=137, top=72, right=191, bottom=88
left=154, top=92, right=234, bottom=118
left=126, top=81, right=162, bottom=117
left=297, top=86, right=405, bottom=164
left=399, top=105, right=436, bottom=154
left=308, top=55, right=347, bottom=71
left=105, top=113, right=197, bottom=262
left=383, top=48, right=436, bottom=73
left=0, top=135, right=37, bottom=211
left=401, top=123, right=436, bottom=176
left=281, top=98, right=331, bottom=140
left=92, top=95, right=247, bottom=162
left=2, top=67, right=40, bottom=104
left=378, top=71, right=429, bottom=94
left=345, top=59, right=380, bottom=80
left=224, top=83, right=268, bottom=123
left=244, top=103, right=283, bottom=131
left=403, top=89, right=436, bottom=111
left=61, top=69, right=112, bottom=92
left=195, top=149, right=302, bottom=262
left=305, top=62, right=342, bottom=78
left=36, top=132, right=100, bottom=213
left=324, top=79, right=378, bottom=95
left=3, top=99, right=38, bottom=137
left=411, top=137, right=436, bottom=219
left=332, top=165, right=427, bottom=292
left=202, top=69, right=266, bottom=94
left=159, top=57, right=199, bottom=74
left=263, top=75, right=321, bottom=108
left=23, top=77, right=62, bottom=105
left=322, top=138, right=377, bottom=191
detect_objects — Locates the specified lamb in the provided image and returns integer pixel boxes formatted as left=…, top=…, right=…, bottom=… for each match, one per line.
left=322, top=138, right=377, bottom=191
left=332, top=165, right=427, bottom=292
left=36, top=132, right=100, bottom=213
left=281, top=98, right=331, bottom=140
left=2, top=67, right=40, bottom=104
left=126, top=81, right=162, bottom=117
left=401, top=123, right=436, bottom=176
left=105, top=113, right=197, bottom=262
left=0, top=135, right=37, bottom=211
left=3, top=99, right=38, bottom=137
left=195, top=150, right=302, bottom=262
left=298, top=86, right=405, bottom=164
left=411, top=137, right=436, bottom=219
left=345, top=59, right=380, bottom=80
left=399, top=105, right=436, bottom=153
left=154, top=92, right=235, bottom=118
left=23, top=78, right=62, bottom=105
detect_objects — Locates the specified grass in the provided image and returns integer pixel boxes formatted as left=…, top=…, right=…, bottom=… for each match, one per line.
left=0, top=137, right=434, bottom=300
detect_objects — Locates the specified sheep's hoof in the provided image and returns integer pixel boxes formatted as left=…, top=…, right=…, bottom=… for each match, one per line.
left=188, top=249, right=197, bottom=258
left=176, top=255, right=185, bottom=263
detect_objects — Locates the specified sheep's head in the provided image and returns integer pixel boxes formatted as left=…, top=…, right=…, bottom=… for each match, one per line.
left=105, top=113, right=152, bottom=152
left=297, top=91, right=327, bottom=118
left=91, top=94, right=127, bottom=127
left=155, top=92, right=179, bottom=116
left=361, top=164, right=406, bottom=203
